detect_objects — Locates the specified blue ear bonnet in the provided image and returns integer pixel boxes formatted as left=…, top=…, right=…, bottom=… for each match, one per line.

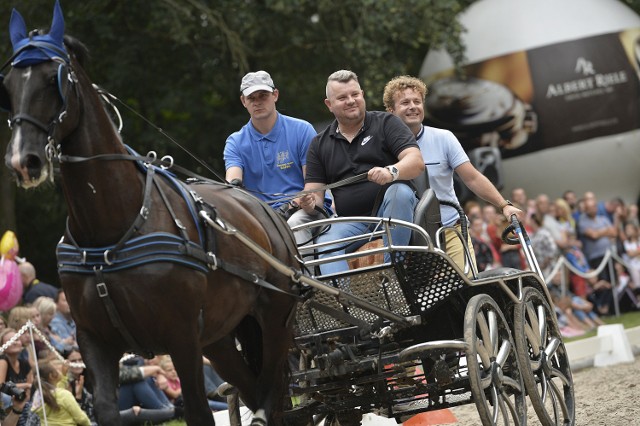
left=11, top=35, right=69, bottom=67
left=9, top=0, right=69, bottom=68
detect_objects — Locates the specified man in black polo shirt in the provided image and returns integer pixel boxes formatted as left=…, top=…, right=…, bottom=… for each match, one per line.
left=299, top=70, right=424, bottom=275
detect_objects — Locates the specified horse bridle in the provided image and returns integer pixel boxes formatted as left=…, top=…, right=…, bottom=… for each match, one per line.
left=0, top=40, right=79, bottom=171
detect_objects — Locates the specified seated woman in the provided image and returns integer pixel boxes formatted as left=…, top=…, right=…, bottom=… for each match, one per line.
left=118, top=357, right=176, bottom=425
left=0, top=328, right=34, bottom=410
left=63, top=348, right=96, bottom=424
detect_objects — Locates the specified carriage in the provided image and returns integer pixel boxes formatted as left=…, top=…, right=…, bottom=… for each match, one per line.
left=274, top=198, right=575, bottom=426
left=2, top=2, right=574, bottom=425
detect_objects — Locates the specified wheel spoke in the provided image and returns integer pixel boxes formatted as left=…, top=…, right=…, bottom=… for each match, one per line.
left=488, top=310, right=499, bottom=355
left=502, top=376, right=523, bottom=394
left=491, top=385, right=500, bottom=424
left=525, top=302, right=541, bottom=348
left=477, top=310, right=494, bottom=357
left=546, top=379, right=561, bottom=424
left=496, top=339, right=511, bottom=367
left=536, top=304, right=547, bottom=342
left=524, top=322, right=541, bottom=358
left=500, top=390, right=519, bottom=426
left=549, top=378, right=571, bottom=421
left=548, top=366, right=572, bottom=387
left=538, top=369, right=549, bottom=404
left=543, top=336, right=561, bottom=359
left=477, top=339, right=493, bottom=370
left=481, top=373, right=493, bottom=391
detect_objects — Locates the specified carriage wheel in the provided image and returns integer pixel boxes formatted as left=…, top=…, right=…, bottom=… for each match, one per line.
left=513, top=286, right=575, bottom=426
left=464, top=294, right=526, bottom=426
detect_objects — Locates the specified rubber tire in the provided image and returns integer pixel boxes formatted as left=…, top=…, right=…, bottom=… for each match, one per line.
left=513, top=286, right=575, bottom=426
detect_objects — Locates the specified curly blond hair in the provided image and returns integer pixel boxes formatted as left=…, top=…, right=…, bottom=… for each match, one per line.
left=382, top=76, right=427, bottom=111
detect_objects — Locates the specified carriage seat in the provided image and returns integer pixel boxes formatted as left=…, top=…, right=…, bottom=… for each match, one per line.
left=346, top=171, right=439, bottom=269
left=410, top=187, right=440, bottom=247
left=476, top=267, right=522, bottom=280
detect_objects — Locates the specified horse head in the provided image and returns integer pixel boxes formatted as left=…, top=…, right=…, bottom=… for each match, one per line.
left=1, top=0, right=81, bottom=188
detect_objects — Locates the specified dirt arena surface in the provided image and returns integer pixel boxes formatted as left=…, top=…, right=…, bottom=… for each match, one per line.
left=449, top=356, right=640, bottom=425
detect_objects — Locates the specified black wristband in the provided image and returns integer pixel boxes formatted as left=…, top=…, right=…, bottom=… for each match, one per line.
left=12, top=407, right=23, bottom=415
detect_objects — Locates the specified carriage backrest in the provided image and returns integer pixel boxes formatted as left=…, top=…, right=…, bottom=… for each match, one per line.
left=411, top=170, right=441, bottom=246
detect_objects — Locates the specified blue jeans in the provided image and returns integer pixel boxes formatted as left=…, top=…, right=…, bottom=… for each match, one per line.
left=118, top=377, right=174, bottom=410
left=1, top=393, right=10, bottom=409
left=317, top=183, right=417, bottom=275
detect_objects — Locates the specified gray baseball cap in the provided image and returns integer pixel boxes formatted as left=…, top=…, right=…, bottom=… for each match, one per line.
left=240, top=71, right=275, bottom=96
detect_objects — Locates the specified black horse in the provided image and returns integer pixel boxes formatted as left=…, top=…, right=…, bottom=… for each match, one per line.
left=2, top=2, right=299, bottom=425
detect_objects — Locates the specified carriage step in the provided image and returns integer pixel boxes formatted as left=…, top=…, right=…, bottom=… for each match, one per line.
left=399, top=340, right=468, bottom=362
left=215, top=382, right=238, bottom=397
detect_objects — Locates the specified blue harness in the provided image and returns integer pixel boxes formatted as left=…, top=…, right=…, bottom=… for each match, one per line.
left=56, top=147, right=213, bottom=275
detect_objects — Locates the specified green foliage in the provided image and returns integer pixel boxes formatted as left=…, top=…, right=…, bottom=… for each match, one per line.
left=2, top=0, right=638, bottom=281
left=0, top=0, right=470, bottom=280
left=564, top=310, right=640, bottom=342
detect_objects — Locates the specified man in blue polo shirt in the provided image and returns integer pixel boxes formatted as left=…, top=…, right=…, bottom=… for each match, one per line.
left=224, top=70, right=331, bottom=246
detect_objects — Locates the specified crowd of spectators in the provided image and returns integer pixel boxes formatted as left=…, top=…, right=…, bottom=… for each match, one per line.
left=1, top=259, right=228, bottom=424
left=466, top=188, right=640, bottom=337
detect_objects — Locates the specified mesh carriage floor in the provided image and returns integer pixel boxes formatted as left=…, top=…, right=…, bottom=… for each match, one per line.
left=295, top=250, right=469, bottom=335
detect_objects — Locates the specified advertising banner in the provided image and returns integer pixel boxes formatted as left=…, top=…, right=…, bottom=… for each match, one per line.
left=424, top=29, right=640, bottom=159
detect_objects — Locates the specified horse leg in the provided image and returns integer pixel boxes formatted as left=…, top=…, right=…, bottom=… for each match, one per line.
left=170, top=341, right=215, bottom=426
left=203, top=334, right=260, bottom=411
left=77, top=330, right=121, bottom=426
left=252, top=305, right=295, bottom=426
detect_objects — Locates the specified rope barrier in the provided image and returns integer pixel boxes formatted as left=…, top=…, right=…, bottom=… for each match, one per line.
left=544, top=250, right=612, bottom=283
left=0, top=320, right=133, bottom=367
left=542, top=248, right=631, bottom=317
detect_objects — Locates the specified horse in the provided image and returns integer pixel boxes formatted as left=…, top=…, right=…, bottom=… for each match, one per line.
left=1, top=2, right=300, bottom=425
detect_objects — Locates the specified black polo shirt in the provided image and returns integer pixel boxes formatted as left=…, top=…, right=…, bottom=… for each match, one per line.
left=305, top=111, right=418, bottom=216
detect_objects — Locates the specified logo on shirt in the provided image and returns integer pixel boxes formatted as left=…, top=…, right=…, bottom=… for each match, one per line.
left=277, top=150, right=293, bottom=170
left=361, top=136, right=372, bottom=146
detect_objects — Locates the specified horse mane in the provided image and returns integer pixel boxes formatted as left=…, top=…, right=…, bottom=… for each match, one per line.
left=63, top=35, right=90, bottom=67
left=26, top=29, right=90, bottom=67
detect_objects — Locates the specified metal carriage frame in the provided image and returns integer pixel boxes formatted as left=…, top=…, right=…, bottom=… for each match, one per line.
left=279, top=216, right=576, bottom=426
left=201, top=204, right=576, bottom=426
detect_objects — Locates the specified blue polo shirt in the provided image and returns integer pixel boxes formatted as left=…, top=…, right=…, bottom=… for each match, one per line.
left=225, top=113, right=327, bottom=209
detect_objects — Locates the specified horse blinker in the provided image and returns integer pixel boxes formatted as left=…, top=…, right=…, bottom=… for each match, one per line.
left=0, top=74, right=11, bottom=112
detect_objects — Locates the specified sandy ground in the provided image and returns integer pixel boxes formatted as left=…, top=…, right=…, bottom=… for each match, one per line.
left=449, top=356, right=640, bottom=425
left=212, top=357, right=640, bottom=426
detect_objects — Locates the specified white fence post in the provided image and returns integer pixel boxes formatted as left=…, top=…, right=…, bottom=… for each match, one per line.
left=593, top=324, right=634, bottom=367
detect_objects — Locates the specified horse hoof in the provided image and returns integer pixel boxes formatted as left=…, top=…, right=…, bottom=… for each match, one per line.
left=216, top=382, right=238, bottom=397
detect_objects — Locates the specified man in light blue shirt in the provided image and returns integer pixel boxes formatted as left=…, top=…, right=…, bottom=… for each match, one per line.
left=49, top=290, right=77, bottom=354
left=224, top=71, right=331, bottom=246
left=383, top=76, right=522, bottom=272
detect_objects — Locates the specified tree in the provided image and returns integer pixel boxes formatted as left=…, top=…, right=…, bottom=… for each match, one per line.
left=3, top=0, right=639, bottom=282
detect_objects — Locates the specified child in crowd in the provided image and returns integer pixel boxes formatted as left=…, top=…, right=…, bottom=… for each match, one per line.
left=622, top=223, right=640, bottom=288
left=158, top=356, right=182, bottom=406
left=31, top=358, right=91, bottom=425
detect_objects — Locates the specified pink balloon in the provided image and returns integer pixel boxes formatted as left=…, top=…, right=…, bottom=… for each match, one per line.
left=0, top=258, right=22, bottom=311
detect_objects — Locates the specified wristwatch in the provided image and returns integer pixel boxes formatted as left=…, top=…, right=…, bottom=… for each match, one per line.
left=385, top=165, right=399, bottom=181
left=499, top=200, right=514, bottom=212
